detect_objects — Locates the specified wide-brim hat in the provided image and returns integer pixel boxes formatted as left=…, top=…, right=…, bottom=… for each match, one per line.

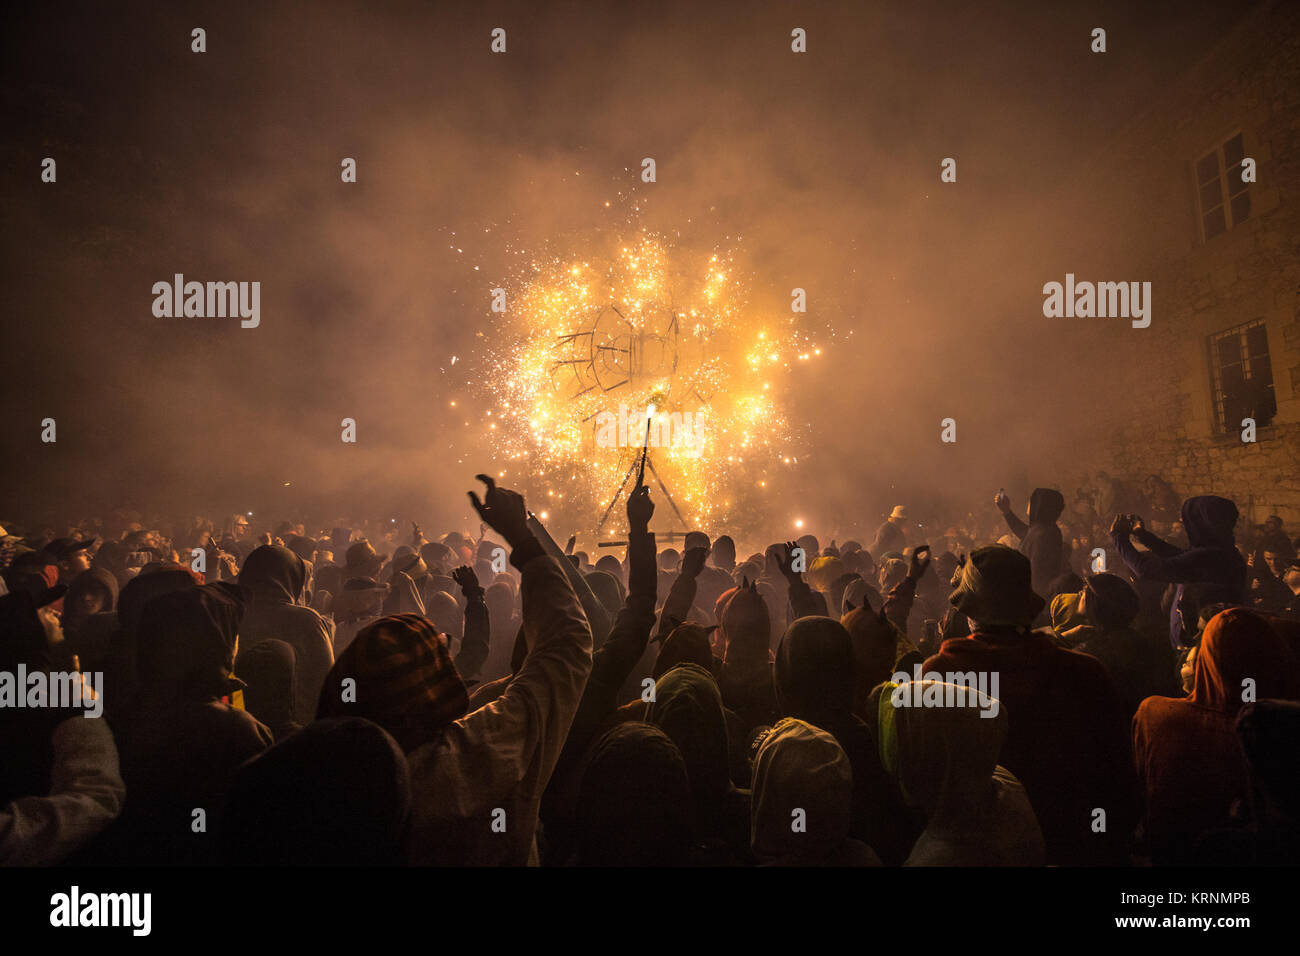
left=889, top=506, right=907, bottom=520
left=948, top=545, right=1044, bottom=627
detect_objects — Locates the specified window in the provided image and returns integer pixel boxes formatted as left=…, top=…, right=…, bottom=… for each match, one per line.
left=1209, top=320, right=1275, bottom=433
left=1195, top=132, right=1251, bottom=241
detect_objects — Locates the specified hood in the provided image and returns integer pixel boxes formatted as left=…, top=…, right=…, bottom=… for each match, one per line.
left=1191, top=608, right=1293, bottom=714
left=238, top=638, right=299, bottom=730
left=1181, top=495, right=1238, bottom=549
left=880, top=680, right=1007, bottom=832
left=841, top=602, right=906, bottom=712
left=718, top=580, right=771, bottom=663
left=583, top=569, right=623, bottom=615
left=775, top=616, right=856, bottom=719
left=648, top=663, right=731, bottom=805
left=238, top=544, right=306, bottom=606
left=221, top=716, right=410, bottom=865
left=117, top=568, right=199, bottom=637
left=1027, top=488, right=1066, bottom=526
left=135, top=582, right=245, bottom=703
left=654, top=622, right=718, bottom=680
left=65, top=567, right=119, bottom=613
left=575, top=722, right=694, bottom=866
left=751, top=718, right=855, bottom=864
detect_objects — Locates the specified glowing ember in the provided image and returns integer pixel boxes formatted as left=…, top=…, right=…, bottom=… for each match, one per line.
left=481, top=229, right=810, bottom=533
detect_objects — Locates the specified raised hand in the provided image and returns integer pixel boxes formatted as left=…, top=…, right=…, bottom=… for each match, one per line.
left=468, top=474, right=530, bottom=547
left=994, top=490, right=1011, bottom=513
left=779, top=540, right=802, bottom=581
left=1109, top=513, right=1133, bottom=537
left=908, top=544, right=932, bottom=581
left=452, top=564, right=482, bottom=594
left=627, top=481, right=654, bottom=529
left=681, top=545, right=709, bottom=578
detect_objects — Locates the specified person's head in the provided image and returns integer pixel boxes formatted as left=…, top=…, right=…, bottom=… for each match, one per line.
left=485, top=581, right=516, bottom=622
left=683, top=531, right=710, bottom=553
left=717, top=580, right=770, bottom=657
left=316, top=613, right=468, bottom=752
left=647, top=663, right=730, bottom=809
left=1180, top=495, right=1238, bottom=549
left=45, top=538, right=96, bottom=582
left=574, top=723, right=694, bottom=866
left=1283, top=560, right=1300, bottom=595
left=878, top=558, right=907, bottom=592
left=1080, top=573, right=1140, bottom=631
left=711, top=535, right=736, bottom=572
left=221, top=717, right=410, bottom=865
left=1265, top=515, right=1284, bottom=534
left=889, top=505, right=907, bottom=527
left=1263, top=550, right=1286, bottom=578
left=594, top=553, right=624, bottom=584
left=584, top=569, right=622, bottom=615
left=947, top=546, right=1045, bottom=629
left=238, top=544, right=308, bottom=605
left=774, top=616, right=856, bottom=719
left=653, top=623, right=718, bottom=680
left=344, top=539, right=386, bottom=579
left=136, top=583, right=244, bottom=704
left=230, top=514, right=250, bottom=539
left=657, top=548, right=680, bottom=573
left=796, top=533, right=819, bottom=557
left=750, top=718, right=859, bottom=866
left=1190, top=608, right=1295, bottom=713
left=63, top=568, right=118, bottom=630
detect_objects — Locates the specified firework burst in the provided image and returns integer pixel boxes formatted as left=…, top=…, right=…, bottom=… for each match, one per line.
left=480, top=228, right=814, bottom=534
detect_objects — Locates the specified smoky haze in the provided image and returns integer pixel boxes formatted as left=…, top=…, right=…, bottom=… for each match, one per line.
left=0, top=0, right=1259, bottom=542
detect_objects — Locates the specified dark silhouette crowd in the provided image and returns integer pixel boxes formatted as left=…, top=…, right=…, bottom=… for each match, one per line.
left=2, top=472, right=1298, bottom=867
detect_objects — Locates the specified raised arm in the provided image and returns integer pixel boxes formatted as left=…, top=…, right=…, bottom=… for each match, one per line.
left=777, top=540, right=828, bottom=618
left=451, top=565, right=490, bottom=682
left=995, top=491, right=1029, bottom=540
left=1112, top=514, right=1195, bottom=583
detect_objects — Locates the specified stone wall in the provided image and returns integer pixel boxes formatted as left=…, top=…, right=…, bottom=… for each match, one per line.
left=1049, top=0, right=1300, bottom=527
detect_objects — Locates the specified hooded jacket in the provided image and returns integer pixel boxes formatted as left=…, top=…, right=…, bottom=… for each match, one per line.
left=100, top=585, right=273, bottom=864
left=237, top=544, right=335, bottom=723
left=1115, top=495, right=1247, bottom=648
left=572, top=722, right=694, bottom=866
left=648, top=663, right=752, bottom=861
left=404, top=550, right=592, bottom=866
left=1001, top=488, right=1065, bottom=600
left=751, top=718, right=880, bottom=866
left=221, top=717, right=410, bottom=866
left=923, top=625, right=1138, bottom=865
left=716, top=582, right=779, bottom=733
left=879, top=681, right=1044, bottom=865
left=1132, top=607, right=1297, bottom=864
left=775, top=616, right=917, bottom=864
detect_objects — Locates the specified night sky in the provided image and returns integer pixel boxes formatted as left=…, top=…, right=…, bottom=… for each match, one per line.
left=0, top=0, right=1262, bottom=534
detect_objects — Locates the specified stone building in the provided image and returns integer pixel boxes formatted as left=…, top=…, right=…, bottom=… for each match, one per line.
left=1060, top=0, right=1300, bottom=529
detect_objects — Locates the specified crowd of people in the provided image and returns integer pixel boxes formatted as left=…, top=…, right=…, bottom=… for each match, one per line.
left=2, top=470, right=1298, bottom=866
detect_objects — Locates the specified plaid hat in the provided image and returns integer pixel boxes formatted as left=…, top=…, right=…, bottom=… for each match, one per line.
left=316, top=613, right=468, bottom=753
left=948, top=546, right=1045, bottom=627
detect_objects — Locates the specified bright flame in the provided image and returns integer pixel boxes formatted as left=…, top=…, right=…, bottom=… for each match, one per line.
left=481, top=229, right=807, bottom=532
